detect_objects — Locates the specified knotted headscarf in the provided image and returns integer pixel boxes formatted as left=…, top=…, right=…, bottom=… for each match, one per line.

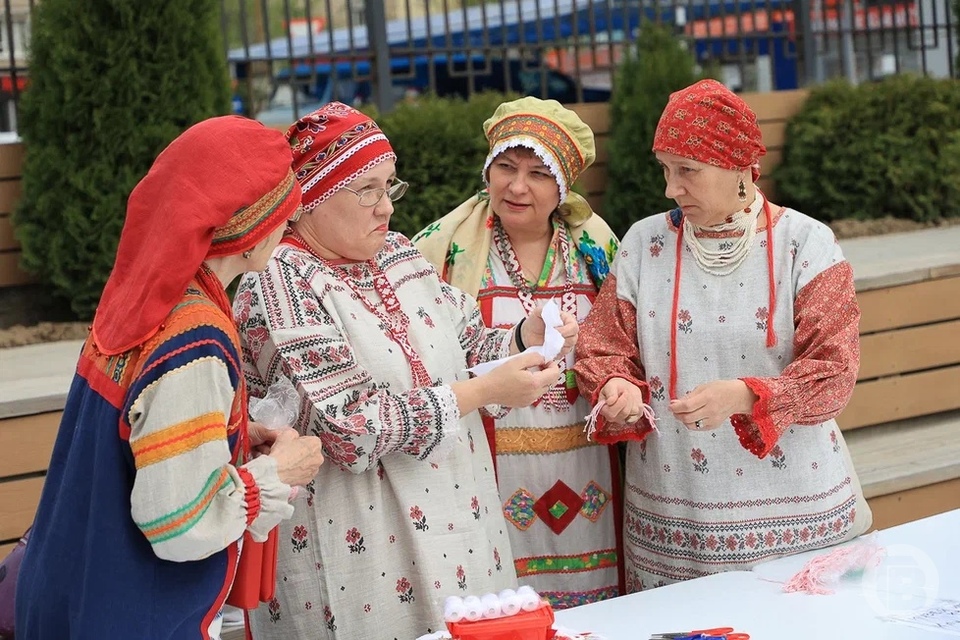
left=653, top=79, right=766, bottom=181
left=286, top=102, right=396, bottom=212
left=92, top=116, right=301, bottom=355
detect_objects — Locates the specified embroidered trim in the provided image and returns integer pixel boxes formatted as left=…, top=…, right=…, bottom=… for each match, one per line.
left=212, top=169, right=298, bottom=246
left=515, top=550, right=618, bottom=576
left=540, top=586, right=619, bottom=609
left=495, top=423, right=591, bottom=455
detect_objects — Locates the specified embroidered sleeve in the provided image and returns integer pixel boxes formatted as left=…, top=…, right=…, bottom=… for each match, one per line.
left=573, top=272, right=655, bottom=440
left=441, top=280, right=513, bottom=366
left=732, top=261, right=860, bottom=458
left=237, top=261, right=462, bottom=475
left=126, top=326, right=294, bottom=561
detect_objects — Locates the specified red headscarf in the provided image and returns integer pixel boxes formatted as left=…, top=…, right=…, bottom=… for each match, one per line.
left=286, top=102, right=396, bottom=212
left=91, top=116, right=301, bottom=355
left=653, top=79, right=766, bottom=181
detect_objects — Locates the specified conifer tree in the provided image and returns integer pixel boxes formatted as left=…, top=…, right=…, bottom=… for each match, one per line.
left=15, top=0, right=231, bottom=318
left=604, top=24, right=703, bottom=237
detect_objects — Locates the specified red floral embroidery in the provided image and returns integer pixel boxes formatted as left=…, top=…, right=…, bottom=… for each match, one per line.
left=268, top=598, right=281, bottom=623
left=319, top=432, right=360, bottom=465
left=410, top=505, right=429, bottom=531
left=677, top=309, right=693, bottom=334
left=456, top=565, right=467, bottom=590
left=691, top=448, right=709, bottom=474
left=769, top=445, right=787, bottom=469
left=345, top=527, right=365, bottom=554
left=649, top=234, right=665, bottom=257
left=648, top=376, right=665, bottom=402
left=324, top=605, right=337, bottom=631
left=755, top=307, right=769, bottom=332
left=396, top=577, right=415, bottom=603
left=291, top=525, right=308, bottom=552
left=494, top=547, right=502, bottom=572
left=471, top=496, right=481, bottom=520
left=626, top=505, right=857, bottom=559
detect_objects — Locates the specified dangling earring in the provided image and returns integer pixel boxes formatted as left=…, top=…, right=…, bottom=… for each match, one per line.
left=242, top=249, right=253, bottom=259
left=738, top=176, right=747, bottom=202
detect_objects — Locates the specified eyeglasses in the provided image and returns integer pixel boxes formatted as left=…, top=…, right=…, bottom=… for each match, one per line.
left=341, top=180, right=409, bottom=207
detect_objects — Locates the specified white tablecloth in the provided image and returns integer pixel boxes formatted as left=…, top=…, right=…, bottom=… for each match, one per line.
left=554, top=509, right=960, bottom=639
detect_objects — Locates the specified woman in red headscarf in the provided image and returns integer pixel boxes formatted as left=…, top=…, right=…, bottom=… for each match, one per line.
left=574, top=80, right=872, bottom=591
left=14, top=116, right=325, bottom=639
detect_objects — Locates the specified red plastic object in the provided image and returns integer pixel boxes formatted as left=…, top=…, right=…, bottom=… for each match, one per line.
left=446, top=603, right=556, bottom=640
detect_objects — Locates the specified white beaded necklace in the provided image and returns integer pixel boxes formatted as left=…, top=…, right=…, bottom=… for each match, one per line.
left=682, top=191, right=764, bottom=276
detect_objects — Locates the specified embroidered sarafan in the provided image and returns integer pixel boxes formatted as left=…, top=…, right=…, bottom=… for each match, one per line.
left=574, top=208, right=871, bottom=591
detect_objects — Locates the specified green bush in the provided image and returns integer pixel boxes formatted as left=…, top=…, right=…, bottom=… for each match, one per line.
left=377, top=92, right=516, bottom=239
left=14, top=0, right=231, bottom=319
left=774, top=75, right=960, bottom=222
left=604, top=24, right=704, bottom=237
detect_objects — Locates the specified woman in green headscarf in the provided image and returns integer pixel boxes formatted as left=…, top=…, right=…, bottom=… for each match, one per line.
left=415, top=97, right=622, bottom=609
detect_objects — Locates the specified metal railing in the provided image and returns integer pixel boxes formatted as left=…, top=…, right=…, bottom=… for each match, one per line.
left=222, top=0, right=958, bottom=121
left=0, top=0, right=32, bottom=134
left=0, top=0, right=955, bottom=132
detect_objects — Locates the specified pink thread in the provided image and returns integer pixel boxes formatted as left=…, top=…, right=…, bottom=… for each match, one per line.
left=782, top=534, right=885, bottom=595
left=582, top=400, right=658, bottom=442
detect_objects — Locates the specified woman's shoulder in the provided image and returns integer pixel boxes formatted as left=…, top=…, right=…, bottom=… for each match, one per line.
left=621, top=210, right=674, bottom=246
left=141, top=286, right=241, bottom=366
left=775, top=207, right=839, bottom=249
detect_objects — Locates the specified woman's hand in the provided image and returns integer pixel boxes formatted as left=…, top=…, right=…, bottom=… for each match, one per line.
left=267, top=429, right=325, bottom=487
left=599, top=377, right=648, bottom=424
left=520, top=306, right=579, bottom=358
left=482, top=351, right=562, bottom=408
left=668, top=379, right=758, bottom=431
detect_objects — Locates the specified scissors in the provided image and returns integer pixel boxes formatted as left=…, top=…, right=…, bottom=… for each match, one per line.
left=650, top=627, right=750, bottom=640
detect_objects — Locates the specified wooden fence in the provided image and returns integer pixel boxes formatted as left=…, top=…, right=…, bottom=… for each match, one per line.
left=0, top=142, right=30, bottom=287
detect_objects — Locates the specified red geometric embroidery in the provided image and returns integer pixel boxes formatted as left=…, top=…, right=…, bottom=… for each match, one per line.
left=533, top=480, right=584, bottom=535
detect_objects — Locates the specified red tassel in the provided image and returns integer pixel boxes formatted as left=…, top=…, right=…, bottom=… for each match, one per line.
left=669, top=224, right=685, bottom=401
left=764, top=197, right=778, bottom=348
left=260, top=527, right=279, bottom=601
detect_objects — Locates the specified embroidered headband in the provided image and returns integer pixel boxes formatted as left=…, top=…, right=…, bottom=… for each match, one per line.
left=482, top=97, right=596, bottom=204
left=287, top=102, right=397, bottom=212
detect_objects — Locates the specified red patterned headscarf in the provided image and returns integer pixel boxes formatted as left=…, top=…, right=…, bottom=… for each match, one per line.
left=92, top=116, right=301, bottom=355
left=287, top=102, right=397, bottom=212
left=653, top=79, right=766, bottom=181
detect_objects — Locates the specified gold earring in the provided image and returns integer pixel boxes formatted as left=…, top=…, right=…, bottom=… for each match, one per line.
left=242, top=249, right=253, bottom=259
left=738, top=176, right=747, bottom=202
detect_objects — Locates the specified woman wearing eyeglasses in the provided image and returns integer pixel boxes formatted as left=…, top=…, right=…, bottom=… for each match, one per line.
left=233, top=102, right=580, bottom=640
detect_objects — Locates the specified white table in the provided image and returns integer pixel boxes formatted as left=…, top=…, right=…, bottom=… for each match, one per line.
left=554, top=510, right=960, bottom=639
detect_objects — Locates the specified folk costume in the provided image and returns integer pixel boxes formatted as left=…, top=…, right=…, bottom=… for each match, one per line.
left=574, top=80, right=872, bottom=591
left=15, top=117, right=301, bottom=639
left=236, top=103, right=516, bottom=640
left=415, top=98, right=623, bottom=609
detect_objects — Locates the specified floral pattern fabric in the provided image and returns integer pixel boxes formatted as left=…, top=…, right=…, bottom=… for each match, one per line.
left=235, top=232, right=516, bottom=640
left=474, top=223, right=622, bottom=609
left=574, top=209, right=872, bottom=591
